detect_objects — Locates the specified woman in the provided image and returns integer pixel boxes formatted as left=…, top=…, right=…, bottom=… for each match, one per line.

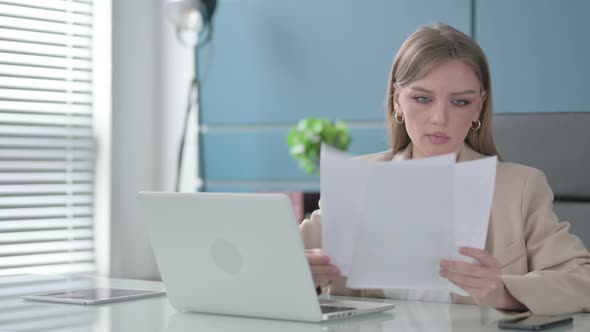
left=300, top=23, right=590, bottom=315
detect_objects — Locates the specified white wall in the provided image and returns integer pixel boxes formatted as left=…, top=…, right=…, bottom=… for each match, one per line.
left=111, top=0, right=194, bottom=279
left=93, top=0, right=113, bottom=277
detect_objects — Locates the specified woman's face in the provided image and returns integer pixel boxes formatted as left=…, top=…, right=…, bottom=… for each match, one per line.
left=395, top=59, right=485, bottom=159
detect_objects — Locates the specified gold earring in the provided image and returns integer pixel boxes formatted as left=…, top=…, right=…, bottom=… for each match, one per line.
left=471, top=120, right=481, bottom=131
left=395, top=112, right=404, bottom=124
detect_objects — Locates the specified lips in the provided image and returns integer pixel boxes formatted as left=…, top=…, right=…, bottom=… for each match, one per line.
left=427, top=132, right=449, bottom=139
left=426, top=132, right=450, bottom=145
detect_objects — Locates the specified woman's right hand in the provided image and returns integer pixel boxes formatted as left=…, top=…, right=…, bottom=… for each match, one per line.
left=306, top=248, right=342, bottom=287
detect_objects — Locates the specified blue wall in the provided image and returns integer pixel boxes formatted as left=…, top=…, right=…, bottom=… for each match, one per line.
left=197, top=0, right=589, bottom=192
left=476, top=0, right=590, bottom=113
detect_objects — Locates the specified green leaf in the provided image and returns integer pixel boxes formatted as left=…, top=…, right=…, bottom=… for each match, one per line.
left=286, top=116, right=352, bottom=176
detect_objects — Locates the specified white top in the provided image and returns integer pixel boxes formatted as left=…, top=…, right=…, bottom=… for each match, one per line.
left=383, top=288, right=452, bottom=303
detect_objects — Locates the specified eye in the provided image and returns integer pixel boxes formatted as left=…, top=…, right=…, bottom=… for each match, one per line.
left=413, top=96, right=432, bottom=103
left=452, top=99, right=470, bottom=106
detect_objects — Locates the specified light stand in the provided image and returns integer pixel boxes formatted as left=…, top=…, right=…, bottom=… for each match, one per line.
left=165, top=0, right=216, bottom=192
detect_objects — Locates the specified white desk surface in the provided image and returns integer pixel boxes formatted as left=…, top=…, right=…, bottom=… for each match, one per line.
left=1, top=274, right=588, bottom=331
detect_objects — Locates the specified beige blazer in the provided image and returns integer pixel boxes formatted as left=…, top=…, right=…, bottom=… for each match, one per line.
left=300, top=143, right=590, bottom=315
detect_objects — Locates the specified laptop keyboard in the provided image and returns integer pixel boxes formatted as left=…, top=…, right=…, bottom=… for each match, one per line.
left=320, top=305, right=356, bottom=314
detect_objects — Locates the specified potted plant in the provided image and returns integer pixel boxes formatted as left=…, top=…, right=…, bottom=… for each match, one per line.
left=287, top=117, right=352, bottom=175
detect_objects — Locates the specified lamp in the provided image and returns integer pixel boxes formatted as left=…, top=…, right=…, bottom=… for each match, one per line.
left=165, top=0, right=217, bottom=46
left=164, top=0, right=217, bottom=191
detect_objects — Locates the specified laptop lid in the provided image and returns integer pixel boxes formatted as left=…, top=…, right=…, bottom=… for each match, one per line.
left=140, top=192, right=324, bottom=322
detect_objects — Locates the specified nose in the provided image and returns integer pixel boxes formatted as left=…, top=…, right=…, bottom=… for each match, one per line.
left=430, top=101, right=449, bottom=126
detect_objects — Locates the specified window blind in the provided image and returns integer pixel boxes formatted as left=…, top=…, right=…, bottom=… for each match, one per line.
left=0, top=0, right=96, bottom=276
left=0, top=274, right=96, bottom=330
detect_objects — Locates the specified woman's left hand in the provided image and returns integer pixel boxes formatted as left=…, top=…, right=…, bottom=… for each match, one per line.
left=439, top=247, right=526, bottom=311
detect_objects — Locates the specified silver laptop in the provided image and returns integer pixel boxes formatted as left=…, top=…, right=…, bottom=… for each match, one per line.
left=167, top=310, right=396, bottom=332
left=139, top=192, right=395, bottom=322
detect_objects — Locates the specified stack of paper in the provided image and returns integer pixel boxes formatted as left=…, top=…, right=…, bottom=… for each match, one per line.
left=320, top=144, right=497, bottom=294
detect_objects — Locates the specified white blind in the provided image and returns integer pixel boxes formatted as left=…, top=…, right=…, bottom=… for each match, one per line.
left=0, top=274, right=96, bottom=330
left=0, top=0, right=96, bottom=276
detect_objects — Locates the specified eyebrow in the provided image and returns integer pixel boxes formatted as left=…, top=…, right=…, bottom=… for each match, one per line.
left=410, top=86, right=478, bottom=95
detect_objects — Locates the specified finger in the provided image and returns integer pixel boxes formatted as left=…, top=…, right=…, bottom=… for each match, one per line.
left=459, top=247, right=500, bottom=268
left=443, top=274, right=479, bottom=297
left=440, top=269, right=489, bottom=289
left=440, top=260, right=494, bottom=278
left=312, top=271, right=341, bottom=286
left=446, top=277, right=480, bottom=294
left=311, top=264, right=341, bottom=277
left=306, top=248, right=324, bottom=255
left=306, top=251, right=330, bottom=265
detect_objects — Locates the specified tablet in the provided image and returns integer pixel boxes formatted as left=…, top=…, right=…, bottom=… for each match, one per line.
left=21, top=288, right=166, bottom=305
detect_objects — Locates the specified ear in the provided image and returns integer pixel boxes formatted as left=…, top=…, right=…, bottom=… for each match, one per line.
left=474, top=90, right=487, bottom=121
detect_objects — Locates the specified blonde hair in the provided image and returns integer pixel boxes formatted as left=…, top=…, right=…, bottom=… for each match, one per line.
left=386, top=23, right=501, bottom=160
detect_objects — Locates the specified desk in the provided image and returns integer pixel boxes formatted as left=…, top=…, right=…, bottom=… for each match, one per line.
left=2, top=274, right=588, bottom=331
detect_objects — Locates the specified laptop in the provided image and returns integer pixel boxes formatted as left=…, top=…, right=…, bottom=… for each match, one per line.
left=166, top=310, right=396, bottom=332
left=139, top=192, right=395, bottom=322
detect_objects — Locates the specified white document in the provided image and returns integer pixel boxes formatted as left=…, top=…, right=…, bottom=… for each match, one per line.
left=320, top=144, right=497, bottom=293
left=346, top=162, right=455, bottom=290
left=320, top=145, right=371, bottom=275
left=320, top=145, right=455, bottom=276
left=452, top=157, right=498, bottom=262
